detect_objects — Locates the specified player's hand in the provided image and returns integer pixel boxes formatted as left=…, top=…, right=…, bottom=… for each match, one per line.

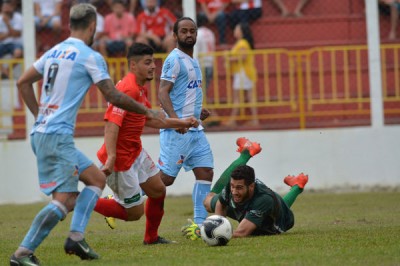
left=200, top=108, right=210, bottom=121
left=102, top=156, right=115, bottom=176
left=186, top=116, right=199, bottom=128
left=181, top=219, right=201, bottom=240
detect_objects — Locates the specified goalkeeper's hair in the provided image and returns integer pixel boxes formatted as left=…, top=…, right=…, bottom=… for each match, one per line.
left=231, top=165, right=255, bottom=186
left=127, top=43, right=154, bottom=63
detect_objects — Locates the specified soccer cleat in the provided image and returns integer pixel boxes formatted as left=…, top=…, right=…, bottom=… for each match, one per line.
left=236, top=137, right=262, bottom=157
left=64, top=237, right=99, bottom=260
left=104, top=195, right=116, bottom=229
left=143, top=236, right=177, bottom=245
left=10, top=254, right=40, bottom=266
left=284, top=173, right=309, bottom=189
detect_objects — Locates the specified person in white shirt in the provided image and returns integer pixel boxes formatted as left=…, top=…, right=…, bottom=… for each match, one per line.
left=34, top=0, right=62, bottom=34
left=0, top=0, right=22, bottom=78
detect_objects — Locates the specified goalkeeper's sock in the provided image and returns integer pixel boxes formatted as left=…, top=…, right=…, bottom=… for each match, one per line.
left=144, top=192, right=166, bottom=243
left=282, top=185, right=303, bottom=208
left=94, top=197, right=128, bottom=221
left=193, top=181, right=211, bottom=225
left=70, top=186, right=102, bottom=235
left=211, top=150, right=252, bottom=193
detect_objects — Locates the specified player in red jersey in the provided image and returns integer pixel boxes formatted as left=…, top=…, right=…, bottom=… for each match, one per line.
left=94, top=43, right=199, bottom=244
left=135, top=0, right=177, bottom=53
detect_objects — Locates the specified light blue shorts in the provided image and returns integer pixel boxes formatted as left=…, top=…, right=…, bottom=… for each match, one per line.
left=30, top=133, right=93, bottom=196
left=157, top=129, right=214, bottom=178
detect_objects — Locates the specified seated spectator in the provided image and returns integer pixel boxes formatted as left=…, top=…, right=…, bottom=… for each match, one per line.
left=0, top=0, right=22, bottom=79
left=33, top=0, right=62, bottom=34
left=197, top=0, right=230, bottom=44
left=229, top=0, right=263, bottom=28
left=293, top=0, right=310, bottom=17
left=98, top=0, right=137, bottom=57
left=135, top=0, right=176, bottom=53
left=271, top=0, right=310, bottom=17
left=380, top=0, right=400, bottom=40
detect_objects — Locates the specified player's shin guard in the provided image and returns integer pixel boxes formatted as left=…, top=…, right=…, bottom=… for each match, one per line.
left=144, top=192, right=166, bottom=243
left=20, top=201, right=67, bottom=253
left=70, top=186, right=101, bottom=237
left=192, top=181, right=211, bottom=226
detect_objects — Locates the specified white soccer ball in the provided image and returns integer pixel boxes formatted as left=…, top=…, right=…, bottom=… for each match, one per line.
left=200, top=215, right=233, bottom=246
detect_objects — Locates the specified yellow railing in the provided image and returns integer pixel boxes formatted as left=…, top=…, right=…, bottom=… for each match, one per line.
left=2, top=44, right=400, bottom=139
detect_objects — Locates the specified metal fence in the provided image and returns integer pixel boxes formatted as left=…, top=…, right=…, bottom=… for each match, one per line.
left=2, top=44, right=400, bottom=139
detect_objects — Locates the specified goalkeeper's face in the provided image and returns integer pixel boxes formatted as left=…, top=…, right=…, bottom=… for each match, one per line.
left=230, top=179, right=254, bottom=203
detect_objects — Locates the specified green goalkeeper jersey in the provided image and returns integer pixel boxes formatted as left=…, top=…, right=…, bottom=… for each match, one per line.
left=219, top=179, right=294, bottom=235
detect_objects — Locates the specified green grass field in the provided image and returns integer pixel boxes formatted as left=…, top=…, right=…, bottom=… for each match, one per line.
left=1, top=191, right=400, bottom=266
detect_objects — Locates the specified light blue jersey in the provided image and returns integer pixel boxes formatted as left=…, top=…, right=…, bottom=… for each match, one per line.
left=32, top=37, right=110, bottom=135
left=160, top=48, right=203, bottom=130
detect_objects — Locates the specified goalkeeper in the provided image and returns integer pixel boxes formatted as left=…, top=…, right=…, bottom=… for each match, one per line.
left=182, top=137, right=309, bottom=239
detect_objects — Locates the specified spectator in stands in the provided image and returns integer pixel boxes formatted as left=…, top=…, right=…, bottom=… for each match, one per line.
left=33, top=0, right=62, bottom=34
left=98, top=0, right=137, bottom=57
left=224, top=22, right=258, bottom=127
left=380, top=0, right=400, bottom=40
left=229, top=0, right=263, bottom=28
left=196, top=14, right=219, bottom=125
left=271, top=0, right=310, bottom=17
left=0, top=0, right=22, bottom=79
left=135, top=0, right=176, bottom=53
left=129, top=0, right=161, bottom=15
left=197, top=0, right=230, bottom=44
left=293, top=0, right=310, bottom=17
left=197, top=15, right=215, bottom=93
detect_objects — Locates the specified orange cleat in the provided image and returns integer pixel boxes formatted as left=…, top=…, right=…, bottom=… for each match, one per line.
left=236, top=137, right=262, bottom=157
left=284, top=173, right=309, bottom=189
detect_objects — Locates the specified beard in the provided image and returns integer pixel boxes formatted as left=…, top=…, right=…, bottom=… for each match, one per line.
left=88, top=32, right=95, bottom=47
left=177, top=38, right=196, bottom=49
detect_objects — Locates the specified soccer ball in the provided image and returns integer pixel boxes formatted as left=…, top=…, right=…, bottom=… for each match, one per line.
left=200, top=215, right=233, bottom=246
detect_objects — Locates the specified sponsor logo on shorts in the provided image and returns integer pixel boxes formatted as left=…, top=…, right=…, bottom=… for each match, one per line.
left=73, top=165, right=79, bottom=176
left=176, top=155, right=185, bottom=165
left=124, top=193, right=141, bottom=204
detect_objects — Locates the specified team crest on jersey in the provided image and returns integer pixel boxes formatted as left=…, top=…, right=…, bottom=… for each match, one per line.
left=176, top=155, right=185, bottom=165
left=48, top=49, right=77, bottom=61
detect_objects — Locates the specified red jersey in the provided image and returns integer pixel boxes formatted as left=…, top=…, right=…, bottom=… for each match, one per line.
left=197, top=0, right=230, bottom=13
left=97, top=73, right=151, bottom=171
left=136, top=7, right=176, bottom=38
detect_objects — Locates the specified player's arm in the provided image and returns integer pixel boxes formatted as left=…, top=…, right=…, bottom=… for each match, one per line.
left=102, top=121, right=119, bottom=176
left=96, top=79, right=165, bottom=122
left=145, top=116, right=199, bottom=129
left=233, top=218, right=258, bottom=238
left=158, top=79, right=177, bottom=118
left=17, top=66, right=43, bottom=119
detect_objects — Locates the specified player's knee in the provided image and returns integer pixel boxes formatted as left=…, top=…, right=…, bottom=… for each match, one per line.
left=160, top=172, right=175, bottom=186
left=126, top=206, right=144, bottom=221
